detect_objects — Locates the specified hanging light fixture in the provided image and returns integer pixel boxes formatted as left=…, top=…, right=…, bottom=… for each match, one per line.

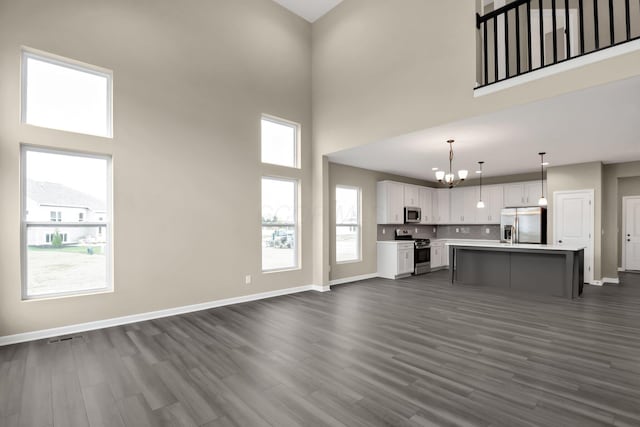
left=538, top=152, right=548, bottom=206
left=435, top=139, right=468, bottom=188
left=476, top=161, right=485, bottom=208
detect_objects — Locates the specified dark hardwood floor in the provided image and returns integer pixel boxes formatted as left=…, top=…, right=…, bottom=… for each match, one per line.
left=2, top=271, right=640, bottom=427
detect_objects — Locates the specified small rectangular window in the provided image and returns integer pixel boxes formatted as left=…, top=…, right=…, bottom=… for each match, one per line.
left=21, top=49, right=112, bottom=138
left=261, top=116, right=299, bottom=168
left=50, top=211, right=62, bottom=222
left=22, top=146, right=112, bottom=299
left=336, top=186, right=361, bottom=263
left=261, top=177, right=299, bottom=271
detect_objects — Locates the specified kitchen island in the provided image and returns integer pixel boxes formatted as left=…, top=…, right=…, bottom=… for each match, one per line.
left=448, top=242, right=585, bottom=299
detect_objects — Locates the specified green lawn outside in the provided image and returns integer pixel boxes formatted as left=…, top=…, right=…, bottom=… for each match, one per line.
left=28, top=245, right=103, bottom=254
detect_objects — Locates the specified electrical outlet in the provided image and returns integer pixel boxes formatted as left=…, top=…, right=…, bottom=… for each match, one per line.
left=433, top=227, right=436, bottom=233
left=415, top=228, right=418, bottom=233
left=382, top=228, right=386, bottom=234
left=245, top=275, right=251, bottom=285
left=486, top=228, right=490, bottom=234
left=456, top=228, right=460, bottom=233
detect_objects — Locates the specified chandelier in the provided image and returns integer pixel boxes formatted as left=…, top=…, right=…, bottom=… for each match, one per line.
left=435, top=139, right=468, bottom=188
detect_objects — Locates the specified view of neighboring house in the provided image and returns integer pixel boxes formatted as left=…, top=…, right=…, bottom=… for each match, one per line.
left=26, top=180, right=106, bottom=246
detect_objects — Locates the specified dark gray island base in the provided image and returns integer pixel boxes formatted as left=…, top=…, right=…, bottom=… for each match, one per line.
left=448, top=243, right=585, bottom=299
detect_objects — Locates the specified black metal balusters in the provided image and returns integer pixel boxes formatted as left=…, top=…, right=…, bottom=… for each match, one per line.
left=476, top=0, right=639, bottom=88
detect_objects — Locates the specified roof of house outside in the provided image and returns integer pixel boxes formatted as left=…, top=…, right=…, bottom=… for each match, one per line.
left=27, top=180, right=106, bottom=211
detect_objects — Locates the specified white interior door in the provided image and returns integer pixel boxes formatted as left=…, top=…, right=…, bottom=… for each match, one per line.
left=624, top=197, right=640, bottom=271
left=554, top=190, right=594, bottom=284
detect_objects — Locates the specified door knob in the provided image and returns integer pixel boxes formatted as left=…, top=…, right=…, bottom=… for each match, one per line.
left=558, top=240, right=563, bottom=243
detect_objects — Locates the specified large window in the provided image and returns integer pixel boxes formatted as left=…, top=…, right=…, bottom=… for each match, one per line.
left=261, top=115, right=299, bottom=168
left=262, top=177, right=298, bottom=271
left=22, top=147, right=111, bottom=299
left=21, top=49, right=112, bottom=138
left=336, top=186, right=361, bottom=263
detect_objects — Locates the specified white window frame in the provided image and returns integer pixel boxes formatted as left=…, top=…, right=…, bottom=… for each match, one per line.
left=21, top=145, right=113, bottom=300
left=261, top=176, right=300, bottom=273
left=335, top=185, right=362, bottom=264
left=260, top=114, right=300, bottom=169
left=21, top=48, right=113, bottom=138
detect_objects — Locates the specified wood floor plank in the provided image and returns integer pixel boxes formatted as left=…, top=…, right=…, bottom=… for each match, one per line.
left=81, top=382, right=125, bottom=427
left=0, top=271, right=639, bottom=426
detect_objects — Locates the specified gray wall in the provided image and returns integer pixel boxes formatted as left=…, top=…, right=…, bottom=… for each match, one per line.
left=312, top=0, right=640, bottom=158
left=547, top=162, right=603, bottom=279
left=0, top=0, right=312, bottom=337
left=328, top=162, right=433, bottom=281
left=311, top=0, right=640, bottom=285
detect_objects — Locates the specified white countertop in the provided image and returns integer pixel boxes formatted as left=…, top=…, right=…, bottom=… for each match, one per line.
left=432, top=239, right=500, bottom=244
left=445, top=242, right=586, bottom=252
left=377, top=240, right=415, bottom=244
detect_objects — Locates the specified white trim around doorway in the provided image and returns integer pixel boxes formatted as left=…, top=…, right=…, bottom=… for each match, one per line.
left=553, top=189, right=595, bottom=284
left=622, top=196, right=640, bottom=272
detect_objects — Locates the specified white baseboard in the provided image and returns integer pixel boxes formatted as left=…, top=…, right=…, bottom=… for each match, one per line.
left=589, top=280, right=604, bottom=286
left=602, top=277, right=620, bottom=284
left=618, top=267, right=626, bottom=272
left=329, top=273, right=378, bottom=286
left=0, top=284, right=326, bottom=347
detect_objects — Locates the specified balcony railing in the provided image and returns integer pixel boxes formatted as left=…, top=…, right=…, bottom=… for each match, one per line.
left=476, top=0, right=640, bottom=88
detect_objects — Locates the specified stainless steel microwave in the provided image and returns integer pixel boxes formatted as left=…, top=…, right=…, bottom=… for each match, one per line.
left=404, top=207, right=421, bottom=223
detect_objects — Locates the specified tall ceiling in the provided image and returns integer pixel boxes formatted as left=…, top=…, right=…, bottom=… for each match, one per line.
left=328, top=75, right=640, bottom=180
left=271, top=0, right=343, bottom=22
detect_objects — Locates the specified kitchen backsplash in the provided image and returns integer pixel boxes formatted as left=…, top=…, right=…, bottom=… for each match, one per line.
left=377, top=225, right=437, bottom=241
left=377, top=224, right=501, bottom=241
left=436, top=225, right=501, bottom=240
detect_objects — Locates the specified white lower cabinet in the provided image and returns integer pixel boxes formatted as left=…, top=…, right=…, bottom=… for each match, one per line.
left=430, top=242, right=449, bottom=270
left=377, top=242, right=414, bottom=279
left=431, top=243, right=444, bottom=269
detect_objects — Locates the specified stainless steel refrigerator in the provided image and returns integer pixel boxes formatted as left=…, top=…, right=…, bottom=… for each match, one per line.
left=500, top=207, right=547, bottom=244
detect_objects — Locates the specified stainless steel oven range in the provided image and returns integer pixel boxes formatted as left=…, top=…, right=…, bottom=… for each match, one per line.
left=394, top=230, right=431, bottom=275
left=413, top=238, right=431, bottom=275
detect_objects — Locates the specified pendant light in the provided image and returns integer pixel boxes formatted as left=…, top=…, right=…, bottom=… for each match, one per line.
left=435, top=140, right=468, bottom=188
left=538, top=152, right=548, bottom=206
left=476, top=161, right=485, bottom=208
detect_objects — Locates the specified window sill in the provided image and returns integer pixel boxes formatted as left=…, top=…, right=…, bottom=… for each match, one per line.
left=22, top=287, right=114, bottom=302
left=262, top=266, right=301, bottom=274
left=336, top=259, right=362, bottom=265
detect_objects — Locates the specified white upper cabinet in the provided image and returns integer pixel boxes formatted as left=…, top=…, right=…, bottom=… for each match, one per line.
left=476, top=184, right=503, bottom=224
left=419, top=187, right=433, bottom=224
left=450, top=188, right=465, bottom=223
left=504, top=183, right=526, bottom=207
left=377, top=181, right=405, bottom=224
left=403, top=184, right=420, bottom=207
left=450, top=187, right=479, bottom=223
left=434, top=189, right=450, bottom=224
left=376, top=180, right=543, bottom=225
left=503, top=181, right=546, bottom=207
left=524, top=181, right=544, bottom=206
